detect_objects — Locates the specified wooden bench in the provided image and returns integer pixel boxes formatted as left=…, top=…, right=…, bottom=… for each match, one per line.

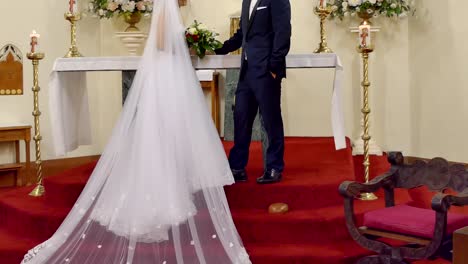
left=0, top=125, right=31, bottom=186
left=454, top=226, right=468, bottom=264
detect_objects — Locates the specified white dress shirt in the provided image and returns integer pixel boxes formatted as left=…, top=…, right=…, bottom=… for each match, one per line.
left=249, top=0, right=258, bottom=18
left=246, top=0, right=258, bottom=61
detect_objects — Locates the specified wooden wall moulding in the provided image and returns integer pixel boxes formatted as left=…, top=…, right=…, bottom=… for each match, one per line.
left=0, top=44, right=23, bottom=96
left=178, top=0, right=187, bottom=6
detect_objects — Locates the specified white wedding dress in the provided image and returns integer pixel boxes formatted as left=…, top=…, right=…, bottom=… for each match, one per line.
left=21, top=0, right=250, bottom=263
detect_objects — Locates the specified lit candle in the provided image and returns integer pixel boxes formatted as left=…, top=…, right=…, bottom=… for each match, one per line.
left=69, top=0, right=78, bottom=14
left=319, top=0, right=327, bottom=8
left=29, top=30, right=40, bottom=53
left=358, top=25, right=371, bottom=48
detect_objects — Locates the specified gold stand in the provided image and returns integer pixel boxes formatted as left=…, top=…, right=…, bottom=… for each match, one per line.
left=358, top=45, right=377, bottom=201
left=314, top=6, right=333, bottom=53
left=27, top=52, right=45, bottom=197
left=64, top=12, right=83, bottom=58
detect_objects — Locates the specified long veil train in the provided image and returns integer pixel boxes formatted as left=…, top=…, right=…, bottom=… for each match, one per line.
left=21, top=0, right=251, bottom=263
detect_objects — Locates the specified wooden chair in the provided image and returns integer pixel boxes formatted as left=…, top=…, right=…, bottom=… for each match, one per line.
left=339, top=152, right=468, bottom=264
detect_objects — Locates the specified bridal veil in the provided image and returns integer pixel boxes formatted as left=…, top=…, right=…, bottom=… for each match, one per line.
left=21, top=0, right=250, bottom=263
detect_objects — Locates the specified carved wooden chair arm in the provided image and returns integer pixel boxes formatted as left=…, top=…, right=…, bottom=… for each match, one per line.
left=432, top=191, right=468, bottom=212
left=339, top=173, right=394, bottom=199
left=339, top=152, right=402, bottom=199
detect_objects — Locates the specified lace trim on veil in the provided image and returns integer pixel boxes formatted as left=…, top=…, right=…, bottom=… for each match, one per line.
left=21, top=241, right=251, bottom=264
left=21, top=241, right=48, bottom=264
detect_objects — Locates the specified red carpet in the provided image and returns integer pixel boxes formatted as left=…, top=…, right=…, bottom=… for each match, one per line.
left=0, top=137, right=450, bottom=263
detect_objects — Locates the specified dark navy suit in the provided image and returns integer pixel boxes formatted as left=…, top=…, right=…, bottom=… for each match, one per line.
left=216, top=0, right=291, bottom=172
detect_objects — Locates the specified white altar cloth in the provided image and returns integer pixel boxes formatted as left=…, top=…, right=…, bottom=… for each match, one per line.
left=49, top=54, right=345, bottom=156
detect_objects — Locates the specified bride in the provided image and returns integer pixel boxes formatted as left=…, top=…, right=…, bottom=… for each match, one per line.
left=21, top=0, right=250, bottom=263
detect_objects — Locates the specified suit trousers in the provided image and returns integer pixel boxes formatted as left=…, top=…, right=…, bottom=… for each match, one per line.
left=229, top=61, right=285, bottom=172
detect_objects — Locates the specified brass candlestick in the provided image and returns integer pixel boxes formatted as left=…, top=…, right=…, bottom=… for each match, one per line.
left=358, top=44, right=377, bottom=201
left=27, top=52, right=45, bottom=197
left=314, top=6, right=333, bottom=53
left=64, top=12, right=83, bottom=58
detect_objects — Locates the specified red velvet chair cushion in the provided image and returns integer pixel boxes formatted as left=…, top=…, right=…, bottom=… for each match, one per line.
left=363, top=204, right=468, bottom=239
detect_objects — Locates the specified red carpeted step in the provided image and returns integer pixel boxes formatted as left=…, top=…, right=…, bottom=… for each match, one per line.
left=245, top=241, right=370, bottom=264
left=226, top=181, right=346, bottom=211
left=0, top=187, right=69, bottom=241
left=232, top=188, right=414, bottom=244
left=0, top=227, right=40, bottom=263
left=232, top=202, right=379, bottom=244
left=44, top=161, right=98, bottom=208
left=1, top=137, right=409, bottom=264
left=226, top=138, right=354, bottom=171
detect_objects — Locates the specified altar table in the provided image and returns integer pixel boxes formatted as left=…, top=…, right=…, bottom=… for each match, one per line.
left=49, top=54, right=345, bottom=156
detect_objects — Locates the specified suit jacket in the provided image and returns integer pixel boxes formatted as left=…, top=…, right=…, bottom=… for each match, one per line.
left=216, top=0, right=291, bottom=79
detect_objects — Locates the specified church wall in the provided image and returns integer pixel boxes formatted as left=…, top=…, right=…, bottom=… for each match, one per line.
left=408, top=0, right=468, bottom=162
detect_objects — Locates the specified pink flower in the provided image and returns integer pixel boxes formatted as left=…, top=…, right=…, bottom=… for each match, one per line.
left=107, top=2, right=119, bottom=11
left=136, top=1, right=146, bottom=11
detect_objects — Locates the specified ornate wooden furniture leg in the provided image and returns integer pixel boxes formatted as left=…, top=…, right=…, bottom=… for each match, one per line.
left=340, top=152, right=468, bottom=263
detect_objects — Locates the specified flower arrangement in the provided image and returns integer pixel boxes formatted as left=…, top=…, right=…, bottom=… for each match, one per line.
left=328, top=0, right=415, bottom=20
left=185, top=20, right=223, bottom=59
left=88, top=0, right=154, bottom=19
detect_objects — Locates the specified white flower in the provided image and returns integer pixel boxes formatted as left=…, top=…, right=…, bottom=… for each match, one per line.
left=122, top=1, right=136, bottom=12
left=198, top=23, right=208, bottom=30
left=348, top=0, right=362, bottom=7
left=368, top=0, right=376, bottom=4
left=390, top=3, right=397, bottom=8
left=341, top=2, right=348, bottom=8
left=188, top=27, right=198, bottom=35
left=98, top=9, right=105, bottom=16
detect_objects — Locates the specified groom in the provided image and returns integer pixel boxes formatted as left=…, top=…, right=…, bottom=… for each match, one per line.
left=216, top=0, right=291, bottom=184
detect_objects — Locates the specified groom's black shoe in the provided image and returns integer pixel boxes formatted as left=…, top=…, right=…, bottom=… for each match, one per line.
left=256, top=169, right=282, bottom=184
left=231, top=169, right=248, bottom=182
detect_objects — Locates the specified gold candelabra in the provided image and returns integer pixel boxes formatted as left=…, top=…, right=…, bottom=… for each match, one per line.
left=64, top=12, right=83, bottom=58
left=358, top=44, right=377, bottom=201
left=27, top=52, right=45, bottom=197
left=314, top=6, right=333, bottom=53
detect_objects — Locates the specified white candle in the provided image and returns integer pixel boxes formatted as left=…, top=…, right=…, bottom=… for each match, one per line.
left=29, top=30, right=41, bottom=53
left=319, top=0, right=327, bottom=8
left=69, top=0, right=78, bottom=13
left=358, top=25, right=371, bottom=48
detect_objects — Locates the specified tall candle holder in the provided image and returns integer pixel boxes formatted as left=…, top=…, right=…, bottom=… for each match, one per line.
left=358, top=44, right=377, bottom=201
left=27, top=52, right=45, bottom=197
left=64, top=12, right=83, bottom=58
left=314, top=6, right=333, bottom=53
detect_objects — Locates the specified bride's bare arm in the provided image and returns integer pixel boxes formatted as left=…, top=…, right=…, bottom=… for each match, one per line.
left=156, top=7, right=165, bottom=50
